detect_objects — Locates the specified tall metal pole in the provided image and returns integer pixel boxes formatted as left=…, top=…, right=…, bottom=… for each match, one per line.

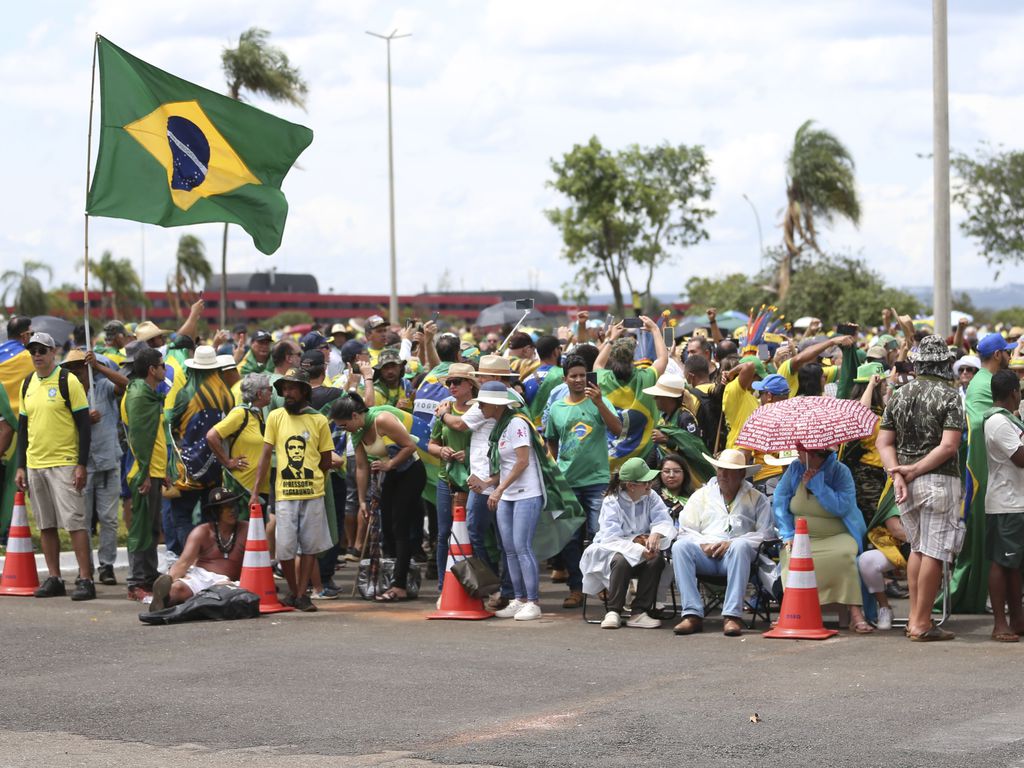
left=742, top=193, right=765, bottom=267
left=140, top=223, right=147, bottom=321
left=367, top=30, right=410, bottom=324
left=932, top=0, right=951, bottom=337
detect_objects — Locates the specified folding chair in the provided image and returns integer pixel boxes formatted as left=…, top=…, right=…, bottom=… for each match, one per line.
left=891, top=558, right=952, bottom=631
left=696, top=539, right=781, bottom=630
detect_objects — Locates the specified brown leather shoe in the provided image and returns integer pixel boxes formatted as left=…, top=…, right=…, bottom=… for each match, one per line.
left=562, top=590, right=585, bottom=609
left=673, top=615, right=704, bottom=635
left=550, top=569, right=569, bottom=584
left=723, top=617, right=744, bottom=637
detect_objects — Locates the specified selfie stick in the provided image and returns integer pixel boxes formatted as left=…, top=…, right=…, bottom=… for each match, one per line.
left=497, top=310, right=531, bottom=354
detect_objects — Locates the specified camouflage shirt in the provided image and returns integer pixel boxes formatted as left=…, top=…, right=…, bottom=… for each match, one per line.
left=880, top=375, right=965, bottom=477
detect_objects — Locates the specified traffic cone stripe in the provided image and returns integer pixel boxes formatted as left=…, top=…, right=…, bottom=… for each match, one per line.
left=1, top=491, right=40, bottom=596
left=785, top=570, right=818, bottom=590
left=242, top=550, right=271, bottom=568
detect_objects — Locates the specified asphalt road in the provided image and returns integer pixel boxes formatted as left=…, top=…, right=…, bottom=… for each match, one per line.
left=1, top=567, right=1023, bottom=768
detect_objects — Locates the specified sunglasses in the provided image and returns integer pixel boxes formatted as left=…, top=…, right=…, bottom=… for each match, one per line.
left=28, top=347, right=51, bottom=356
left=447, top=378, right=469, bottom=386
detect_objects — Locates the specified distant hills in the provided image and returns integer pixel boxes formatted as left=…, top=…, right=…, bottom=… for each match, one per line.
left=903, top=284, right=1024, bottom=311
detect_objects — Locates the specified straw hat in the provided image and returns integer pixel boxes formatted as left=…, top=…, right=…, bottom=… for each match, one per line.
left=184, top=345, right=221, bottom=370
left=444, top=362, right=477, bottom=385
left=642, top=373, right=686, bottom=399
left=476, top=354, right=518, bottom=378
left=134, top=321, right=172, bottom=343
left=468, top=381, right=518, bottom=406
left=63, top=349, right=87, bottom=364
left=702, top=449, right=758, bottom=475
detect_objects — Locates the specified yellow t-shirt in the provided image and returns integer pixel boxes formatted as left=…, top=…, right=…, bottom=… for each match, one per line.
left=776, top=359, right=837, bottom=399
left=120, top=391, right=167, bottom=480
left=367, top=346, right=382, bottom=367
left=264, top=408, right=333, bottom=500
left=213, top=406, right=269, bottom=494
left=20, top=367, right=89, bottom=468
left=722, top=377, right=759, bottom=450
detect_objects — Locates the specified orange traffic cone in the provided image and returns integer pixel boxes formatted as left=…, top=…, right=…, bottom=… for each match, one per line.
left=238, top=503, right=293, bottom=613
left=1, top=491, right=40, bottom=596
left=763, top=517, right=838, bottom=640
left=426, top=504, right=493, bottom=620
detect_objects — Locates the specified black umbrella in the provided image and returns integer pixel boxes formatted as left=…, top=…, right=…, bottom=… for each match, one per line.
left=31, top=315, right=75, bottom=347
left=476, top=301, right=547, bottom=328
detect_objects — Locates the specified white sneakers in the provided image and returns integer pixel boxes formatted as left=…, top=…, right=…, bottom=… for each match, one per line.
left=514, top=602, right=543, bottom=621
left=626, top=612, right=662, bottom=629
left=876, top=606, right=894, bottom=631
left=601, top=611, right=622, bottom=629
left=494, top=599, right=525, bottom=618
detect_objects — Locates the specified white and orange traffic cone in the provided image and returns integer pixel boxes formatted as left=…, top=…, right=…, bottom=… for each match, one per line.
left=238, top=503, right=293, bottom=613
left=426, top=504, right=493, bottom=620
left=0, top=491, right=40, bottom=596
left=763, top=517, right=838, bottom=640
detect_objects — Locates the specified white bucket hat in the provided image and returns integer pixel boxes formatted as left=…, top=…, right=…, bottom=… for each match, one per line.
left=184, top=345, right=221, bottom=370
left=469, top=381, right=520, bottom=406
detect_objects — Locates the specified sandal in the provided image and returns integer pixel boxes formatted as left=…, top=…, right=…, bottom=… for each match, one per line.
left=909, top=625, right=954, bottom=642
left=375, top=588, right=407, bottom=603
left=992, top=630, right=1020, bottom=643
left=852, top=620, right=874, bottom=634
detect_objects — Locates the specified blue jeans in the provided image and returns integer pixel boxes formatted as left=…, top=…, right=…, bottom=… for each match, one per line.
left=496, top=495, right=543, bottom=602
left=435, top=480, right=453, bottom=590
left=167, top=490, right=203, bottom=557
left=671, top=537, right=758, bottom=619
left=561, top=484, right=608, bottom=592
left=467, top=490, right=507, bottom=597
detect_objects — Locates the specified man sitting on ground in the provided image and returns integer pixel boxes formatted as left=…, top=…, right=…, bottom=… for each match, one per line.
left=149, top=487, right=249, bottom=611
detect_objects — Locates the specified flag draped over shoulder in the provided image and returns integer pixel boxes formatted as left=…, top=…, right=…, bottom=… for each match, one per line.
left=488, top=409, right=585, bottom=561
left=86, top=36, right=313, bottom=255
left=946, top=369, right=992, bottom=613
left=596, top=368, right=658, bottom=471
left=0, top=341, right=33, bottom=538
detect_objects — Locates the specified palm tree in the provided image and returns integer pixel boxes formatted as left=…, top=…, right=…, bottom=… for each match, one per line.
left=167, top=235, right=212, bottom=319
left=780, top=120, right=861, bottom=300
left=79, top=251, right=146, bottom=320
left=219, top=28, right=308, bottom=327
left=1, top=260, right=52, bottom=316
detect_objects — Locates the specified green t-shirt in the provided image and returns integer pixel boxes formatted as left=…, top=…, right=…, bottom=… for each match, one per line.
left=430, top=403, right=472, bottom=488
left=544, top=395, right=612, bottom=488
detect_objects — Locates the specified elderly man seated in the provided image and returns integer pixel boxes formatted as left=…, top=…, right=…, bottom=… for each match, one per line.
left=149, top=487, right=249, bottom=611
left=671, top=449, right=775, bottom=637
left=580, top=458, right=677, bottom=629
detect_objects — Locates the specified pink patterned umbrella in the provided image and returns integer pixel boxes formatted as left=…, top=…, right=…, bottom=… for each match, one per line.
left=735, top=396, right=879, bottom=453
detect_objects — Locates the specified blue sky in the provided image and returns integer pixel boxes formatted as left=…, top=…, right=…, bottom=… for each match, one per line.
left=2, top=1, right=1022, bottom=303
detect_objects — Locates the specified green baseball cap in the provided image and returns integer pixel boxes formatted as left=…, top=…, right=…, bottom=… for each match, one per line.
left=739, top=355, right=768, bottom=379
left=619, top=457, right=659, bottom=483
left=853, top=362, right=885, bottom=383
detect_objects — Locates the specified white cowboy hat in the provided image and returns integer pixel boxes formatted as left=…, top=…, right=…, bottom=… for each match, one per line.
left=702, top=448, right=758, bottom=475
left=184, top=345, right=221, bottom=370
left=642, top=373, right=686, bottom=399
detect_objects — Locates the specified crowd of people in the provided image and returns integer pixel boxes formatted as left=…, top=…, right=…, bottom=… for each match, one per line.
left=0, top=301, right=1022, bottom=641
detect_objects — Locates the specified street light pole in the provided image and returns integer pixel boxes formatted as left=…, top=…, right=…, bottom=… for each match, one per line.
left=742, top=193, right=765, bottom=268
left=932, top=0, right=951, bottom=336
left=367, top=29, right=411, bottom=325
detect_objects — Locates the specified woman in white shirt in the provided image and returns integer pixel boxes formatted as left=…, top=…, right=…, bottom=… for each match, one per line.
left=472, top=382, right=545, bottom=621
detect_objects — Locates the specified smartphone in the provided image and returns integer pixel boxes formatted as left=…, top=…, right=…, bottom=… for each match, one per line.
left=623, top=317, right=644, bottom=329
left=430, top=311, right=440, bottom=323
left=663, top=327, right=675, bottom=347
left=585, top=371, right=598, bottom=387
left=515, top=298, right=535, bottom=310
left=836, top=322, right=858, bottom=337
left=406, top=318, right=417, bottom=328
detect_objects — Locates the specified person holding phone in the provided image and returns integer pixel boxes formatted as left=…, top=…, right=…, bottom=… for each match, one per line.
left=545, top=354, right=624, bottom=609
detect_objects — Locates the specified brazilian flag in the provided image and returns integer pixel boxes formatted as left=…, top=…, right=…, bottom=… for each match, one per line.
left=86, top=36, right=313, bottom=255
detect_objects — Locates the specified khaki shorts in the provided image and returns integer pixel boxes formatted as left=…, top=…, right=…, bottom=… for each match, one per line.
left=28, top=466, right=87, bottom=532
left=275, top=496, right=332, bottom=560
left=898, top=473, right=964, bottom=563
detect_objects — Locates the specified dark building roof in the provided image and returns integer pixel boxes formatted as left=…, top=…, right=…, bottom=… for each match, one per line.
left=208, top=273, right=319, bottom=293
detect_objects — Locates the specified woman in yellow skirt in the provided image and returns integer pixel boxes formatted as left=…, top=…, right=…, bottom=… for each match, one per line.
left=774, top=447, right=872, bottom=633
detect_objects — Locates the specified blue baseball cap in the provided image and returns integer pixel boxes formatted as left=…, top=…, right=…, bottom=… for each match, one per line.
left=300, top=331, right=329, bottom=352
left=977, top=332, right=1015, bottom=359
left=751, top=373, right=790, bottom=396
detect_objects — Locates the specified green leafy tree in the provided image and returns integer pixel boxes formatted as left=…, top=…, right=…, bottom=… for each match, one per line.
left=168, top=235, right=212, bottom=319
left=952, top=145, right=1024, bottom=278
left=80, top=250, right=145, bottom=320
left=1, top=260, right=51, bottom=316
left=782, top=253, right=922, bottom=328
left=219, top=28, right=308, bottom=328
left=546, top=136, right=715, bottom=314
left=684, top=272, right=775, bottom=316
left=781, top=120, right=861, bottom=300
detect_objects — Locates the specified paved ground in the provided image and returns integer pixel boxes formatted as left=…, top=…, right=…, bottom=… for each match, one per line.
left=1, top=565, right=1023, bottom=768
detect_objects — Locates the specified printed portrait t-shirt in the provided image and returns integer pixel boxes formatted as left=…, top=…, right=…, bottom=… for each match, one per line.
left=264, top=408, right=333, bottom=500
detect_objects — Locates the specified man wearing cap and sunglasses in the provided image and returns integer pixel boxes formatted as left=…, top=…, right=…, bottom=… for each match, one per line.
left=15, top=332, right=95, bottom=600
left=363, top=316, right=389, bottom=367
left=238, top=330, right=274, bottom=376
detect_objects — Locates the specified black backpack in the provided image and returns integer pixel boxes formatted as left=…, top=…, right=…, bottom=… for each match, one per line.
left=22, top=368, right=72, bottom=412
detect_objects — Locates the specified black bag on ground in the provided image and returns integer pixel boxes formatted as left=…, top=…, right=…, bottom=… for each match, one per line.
left=357, top=558, right=422, bottom=600
left=138, top=585, right=260, bottom=625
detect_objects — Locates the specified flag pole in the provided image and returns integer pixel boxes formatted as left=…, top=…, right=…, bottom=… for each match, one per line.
left=83, top=34, right=99, bottom=397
